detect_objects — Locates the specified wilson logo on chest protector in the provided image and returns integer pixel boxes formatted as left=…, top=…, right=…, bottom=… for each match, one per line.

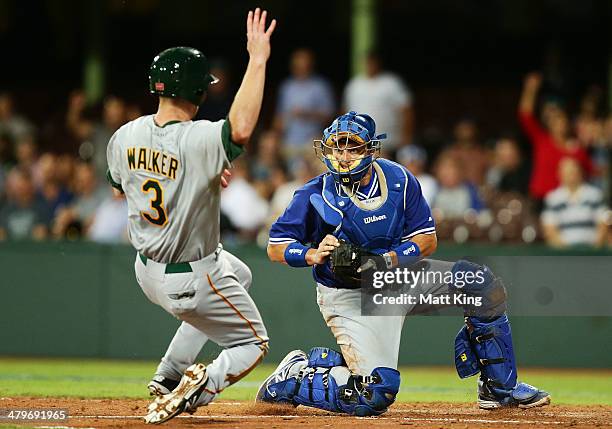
left=363, top=214, right=387, bottom=224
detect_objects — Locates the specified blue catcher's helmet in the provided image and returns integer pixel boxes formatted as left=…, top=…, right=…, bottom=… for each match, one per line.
left=314, top=111, right=386, bottom=192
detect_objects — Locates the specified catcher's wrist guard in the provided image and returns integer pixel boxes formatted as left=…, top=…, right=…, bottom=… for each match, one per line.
left=392, top=241, right=421, bottom=265
left=284, top=242, right=310, bottom=267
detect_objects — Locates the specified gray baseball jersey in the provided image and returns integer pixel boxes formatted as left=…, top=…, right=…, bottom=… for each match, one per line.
left=106, top=115, right=242, bottom=263
left=108, top=114, right=268, bottom=404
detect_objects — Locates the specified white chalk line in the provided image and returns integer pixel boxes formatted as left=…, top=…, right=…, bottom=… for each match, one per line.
left=73, top=414, right=575, bottom=425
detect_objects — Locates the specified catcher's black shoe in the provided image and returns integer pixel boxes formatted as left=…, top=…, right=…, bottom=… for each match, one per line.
left=478, top=377, right=551, bottom=409
left=144, top=363, right=208, bottom=424
left=147, top=375, right=180, bottom=396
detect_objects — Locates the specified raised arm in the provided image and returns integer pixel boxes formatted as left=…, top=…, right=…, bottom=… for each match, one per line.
left=518, top=72, right=549, bottom=143
left=229, top=8, right=277, bottom=145
left=518, top=72, right=542, bottom=115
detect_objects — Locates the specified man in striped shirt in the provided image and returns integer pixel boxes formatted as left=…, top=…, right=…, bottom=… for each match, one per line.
left=541, top=158, right=609, bottom=247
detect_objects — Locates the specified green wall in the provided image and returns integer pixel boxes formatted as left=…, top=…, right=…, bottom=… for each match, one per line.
left=0, top=242, right=610, bottom=368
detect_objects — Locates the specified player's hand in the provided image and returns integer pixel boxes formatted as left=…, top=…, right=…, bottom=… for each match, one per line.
left=309, top=234, right=340, bottom=265
left=246, top=8, right=276, bottom=64
left=220, top=169, right=232, bottom=188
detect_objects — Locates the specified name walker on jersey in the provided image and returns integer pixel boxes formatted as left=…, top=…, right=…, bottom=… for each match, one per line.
left=127, top=147, right=179, bottom=180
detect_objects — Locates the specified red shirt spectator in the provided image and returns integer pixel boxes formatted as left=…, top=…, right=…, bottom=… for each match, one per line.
left=518, top=111, right=591, bottom=198
left=518, top=72, right=592, bottom=199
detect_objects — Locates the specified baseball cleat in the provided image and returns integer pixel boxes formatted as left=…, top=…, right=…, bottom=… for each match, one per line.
left=144, top=363, right=208, bottom=424
left=478, top=378, right=551, bottom=410
left=148, top=375, right=180, bottom=396
left=256, top=349, right=308, bottom=403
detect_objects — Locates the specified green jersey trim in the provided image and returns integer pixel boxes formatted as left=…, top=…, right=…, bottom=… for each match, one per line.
left=155, top=119, right=182, bottom=128
left=222, top=119, right=245, bottom=162
left=106, top=169, right=124, bottom=194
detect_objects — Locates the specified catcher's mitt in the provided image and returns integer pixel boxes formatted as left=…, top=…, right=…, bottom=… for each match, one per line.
left=329, top=240, right=385, bottom=287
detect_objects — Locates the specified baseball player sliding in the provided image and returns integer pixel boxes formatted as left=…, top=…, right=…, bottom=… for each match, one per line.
left=106, top=8, right=276, bottom=424
left=257, top=111, right=550, bottom=415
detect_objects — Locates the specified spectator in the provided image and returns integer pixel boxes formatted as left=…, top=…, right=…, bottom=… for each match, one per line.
left=251, top=130, right=283, bottom=183
left=0, top=92, right=35, bottom=142
left=269, top=158, right=316, bottom=218
left=541, top=158, right=609, bottom=248
left=195, top=61, right=234, bottom=122
left=0, top=132, right=15, bottom=167
left=343, top=51, right=414, bottom=154
left=445, top=118, right=488, bottom=186
left=220, top=158, right=269, bottom=237
left=258, top=164, right=289, bottom=201
left=396, top=144, right=437, bottom=205
left=574, top=87, right=610, bottom=194
left=14, top=135, right=38, bottom=174
left=52, top=162, right=108, bottom=238
left=89, top=95, right=127, bottom=179
left=594, top=115, right=612, bottom=194
left=518, top=72, right=592, bottom=201
left=0, top=133, right=15, bottom=199
left=274, top=48, right=335, bottom=166
left=87, top=191, right=128, bottom=243
left=55, top=154, right=77, bottom=192
left=41, top=89, right=93, bottom=155
left=126, top=103, right=143, bottom=122
left=0, top=168, right=48, bottom=240
left=432, top=153, right=485, bottom=219
left=485, top=136, right=530, bottom=194
left=574, top=85, right=602, bottom=139
left=34, top=153, right=73, bottom=217
left=249, top=131, right=288, bottom=200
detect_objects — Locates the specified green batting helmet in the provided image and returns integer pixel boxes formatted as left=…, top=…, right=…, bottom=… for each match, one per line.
left=149, top=47, right=219, bottom=106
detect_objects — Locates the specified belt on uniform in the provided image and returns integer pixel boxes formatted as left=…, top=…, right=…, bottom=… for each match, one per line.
left=138, top=244, right=223, bottom=274
left=139, top=253, right=192, bottom=274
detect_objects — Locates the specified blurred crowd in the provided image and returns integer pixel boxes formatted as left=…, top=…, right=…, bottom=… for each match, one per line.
left=0, top=49, right=610, bottom=248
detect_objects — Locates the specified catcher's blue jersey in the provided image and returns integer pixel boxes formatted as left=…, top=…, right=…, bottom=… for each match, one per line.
left=269, top=159, right=435, bottom=289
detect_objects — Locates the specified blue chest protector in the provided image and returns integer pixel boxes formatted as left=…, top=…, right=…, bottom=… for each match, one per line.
left=319, top=159, right=407, bottom=253
left=311, top=160, right=408, bottom=288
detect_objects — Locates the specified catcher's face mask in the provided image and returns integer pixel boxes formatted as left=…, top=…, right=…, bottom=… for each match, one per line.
left=314, top=111, right=386, bottom=195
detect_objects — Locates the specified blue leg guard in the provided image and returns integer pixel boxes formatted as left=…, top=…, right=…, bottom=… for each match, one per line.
left=454, top=312, right=551, bottom=408
left=262, top=347, right=400, bottom=416
left=451, top=260, right=515, bottom=388
left=256, top=350, right=309, bottom=404
left=466, top=315, right=517, bottom=390
left=455, top=315, right=517, bottom=388
left=336, top=367, right=401, bottom=416
left=258, top=347, right=347, bottom=409
left=451, top=261, right=550, bottom=408
left=294, top=366, right=400, bottom=416
left=450, top=260, right=507, bottom=318
left=468, top=316, right=550, bottom=408
left=307, top=347, right=346, bottom=367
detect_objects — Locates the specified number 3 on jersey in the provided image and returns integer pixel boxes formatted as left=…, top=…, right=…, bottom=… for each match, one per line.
left=141, top=179, right=168, bottom=226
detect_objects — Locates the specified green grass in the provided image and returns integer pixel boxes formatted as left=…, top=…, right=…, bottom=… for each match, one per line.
left=0, top=358, right=610, bottom=405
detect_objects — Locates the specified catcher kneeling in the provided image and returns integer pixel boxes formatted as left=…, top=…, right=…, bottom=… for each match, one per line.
left=260, top=111, right=550, bottom=415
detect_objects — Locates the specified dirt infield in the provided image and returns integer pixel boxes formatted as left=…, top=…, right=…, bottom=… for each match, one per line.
left=1, top=397, right=610, bottom=428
